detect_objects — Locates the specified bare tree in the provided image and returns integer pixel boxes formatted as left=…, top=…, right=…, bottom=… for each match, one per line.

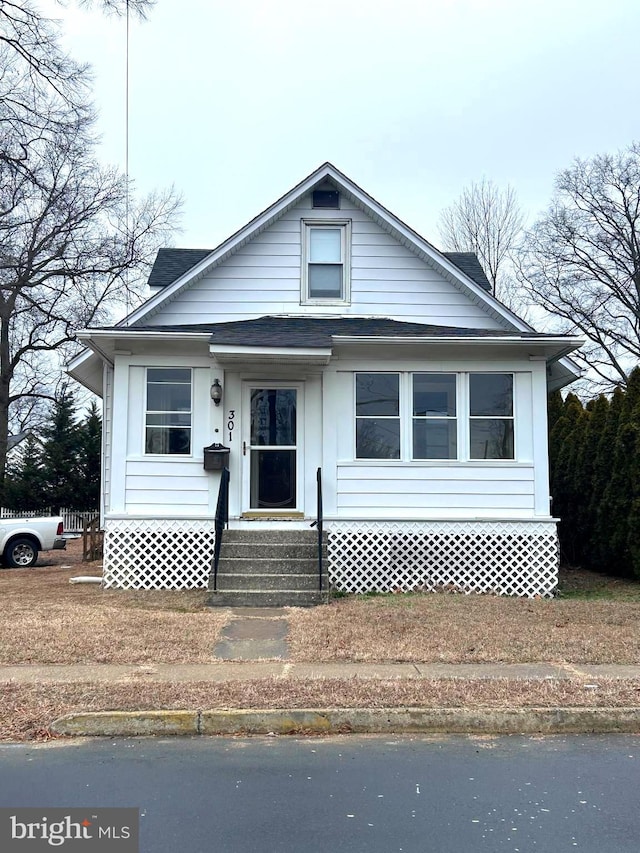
left=519, top=142, right=640, bottom=388
left=0, top=1, right=181, bottom=496
left=0, top=1, right=154, bottom=160
left=437, top=178, right=525, bottom=309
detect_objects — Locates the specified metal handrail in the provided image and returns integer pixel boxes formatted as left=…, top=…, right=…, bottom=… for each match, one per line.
left=212, top=467, right=230, bottom=592
left=310, top=467, right=323, bottom=591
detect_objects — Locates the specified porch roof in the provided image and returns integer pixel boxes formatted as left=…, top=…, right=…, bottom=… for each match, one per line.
left=127, top=316, right=572, bottom=348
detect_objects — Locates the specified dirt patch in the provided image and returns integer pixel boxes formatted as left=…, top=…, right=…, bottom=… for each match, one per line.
left=3, top=677, right=640, bottom=742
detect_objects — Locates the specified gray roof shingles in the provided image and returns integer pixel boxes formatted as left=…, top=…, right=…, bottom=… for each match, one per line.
left=126, top=316, right=552, bottom=347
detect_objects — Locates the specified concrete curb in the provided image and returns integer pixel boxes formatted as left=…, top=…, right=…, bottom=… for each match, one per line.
left=51, top=707, right=640, bottom=737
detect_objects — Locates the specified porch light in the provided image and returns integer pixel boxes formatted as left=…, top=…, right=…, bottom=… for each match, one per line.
left=210, top=378, right=223, bottom=406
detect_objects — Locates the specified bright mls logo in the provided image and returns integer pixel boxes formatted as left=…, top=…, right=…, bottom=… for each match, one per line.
left=0, top=808, right=138, bottom=851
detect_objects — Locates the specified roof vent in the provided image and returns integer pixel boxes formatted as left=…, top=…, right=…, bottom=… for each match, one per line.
left=312, top=190, right=340, bottom=209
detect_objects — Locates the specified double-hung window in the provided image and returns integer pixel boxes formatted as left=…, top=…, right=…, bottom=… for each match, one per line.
left=302, top=220, right=350, bottom=303
left=145, top=368, right=192, bottom=455
left=355, top=373, right=400, bottom=459
left=412, top=373, right=457, bottom=459
left=469, top=373, right=514, bottom=459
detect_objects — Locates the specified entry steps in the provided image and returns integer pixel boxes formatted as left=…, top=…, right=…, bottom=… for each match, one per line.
left=207, top=529, right=328, bottom=607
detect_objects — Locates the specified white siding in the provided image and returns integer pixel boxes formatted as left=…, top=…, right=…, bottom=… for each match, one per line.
left=102, top=363, right=113, bottom=524
left=146, top=196, right=502, bottom=329
left=322, top=361, right=549, bottom=522
left=115, top=362, right=218, bottom=516
left=335, top=464, right=535, bottom=518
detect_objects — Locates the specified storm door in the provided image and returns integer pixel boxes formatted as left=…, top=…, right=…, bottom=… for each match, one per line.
left=243, top=386, right=301, bottom=511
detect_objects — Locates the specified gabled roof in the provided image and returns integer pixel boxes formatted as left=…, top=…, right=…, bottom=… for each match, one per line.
left=123, top=162, right=530, bottom=332
left=146, top=247, right=492, bottom=294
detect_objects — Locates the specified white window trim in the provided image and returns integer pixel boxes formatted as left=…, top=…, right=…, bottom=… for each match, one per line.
left=353, top=371, right=517, bottom=463
left=301, top=218, right=351, bottom=305
left=144, top=367, right=193, bottom=457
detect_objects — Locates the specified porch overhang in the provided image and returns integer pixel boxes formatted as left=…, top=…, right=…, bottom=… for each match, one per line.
left=209, top=344, right=333, bottom=365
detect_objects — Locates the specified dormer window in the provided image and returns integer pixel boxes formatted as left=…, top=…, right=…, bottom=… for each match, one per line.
left=302, top=220, right=351, bottom=304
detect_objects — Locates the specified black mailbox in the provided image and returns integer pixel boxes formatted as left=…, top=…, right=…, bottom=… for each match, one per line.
left=203, top=442, right=230, bottom=471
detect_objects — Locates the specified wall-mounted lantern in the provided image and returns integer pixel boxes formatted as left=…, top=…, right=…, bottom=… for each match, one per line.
left=210, top=378, right=223, bottom=406
left=203, top=442, right=230, bottom=471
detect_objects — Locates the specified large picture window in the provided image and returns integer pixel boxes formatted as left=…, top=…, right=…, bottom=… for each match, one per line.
left=412, top=373, right=457, bottom=459
left=145, top=368, right=192, bottom=455
left=469, top=373, right=514, bottom=459
left=355, top=373, right=400, bottom=459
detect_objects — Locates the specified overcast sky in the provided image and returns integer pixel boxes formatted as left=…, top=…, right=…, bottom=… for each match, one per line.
left=48, top=0, right=640, bottom=251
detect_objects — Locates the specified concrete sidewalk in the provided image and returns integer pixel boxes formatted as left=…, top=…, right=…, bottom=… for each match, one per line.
left=2, top=661, right=640, bottom=683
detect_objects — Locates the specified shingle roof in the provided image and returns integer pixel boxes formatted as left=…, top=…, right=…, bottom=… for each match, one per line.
left=147, top=249, right=211, bottom=289
left=146, top=248, right=492, bottom=292
left=442, top=252, right=492, bottom=292
left=128, top=317, right=553, bottom=348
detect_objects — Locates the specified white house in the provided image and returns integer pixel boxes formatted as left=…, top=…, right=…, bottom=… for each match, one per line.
left=68, top=163, right=582, bottom=602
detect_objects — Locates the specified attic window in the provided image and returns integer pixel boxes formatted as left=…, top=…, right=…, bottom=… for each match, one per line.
left=302, top=220, right=351, bottom=304
left=312, top=190, right=340, bottom=209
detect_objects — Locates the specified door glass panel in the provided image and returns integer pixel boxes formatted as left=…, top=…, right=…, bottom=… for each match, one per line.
left=250, top=390, right=296, bottom=446
left=250, top=450, right=296, bottom=509
left=249, top=389, right=298, bottom=510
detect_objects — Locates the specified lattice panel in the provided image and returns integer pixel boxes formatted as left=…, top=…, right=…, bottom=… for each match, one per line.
left=103, top=519, right=215, bottom=589
left=327, top=521, right=559, bottom=598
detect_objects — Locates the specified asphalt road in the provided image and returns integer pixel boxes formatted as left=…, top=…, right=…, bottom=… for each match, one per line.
left=0, top=735, right=637, bottom=852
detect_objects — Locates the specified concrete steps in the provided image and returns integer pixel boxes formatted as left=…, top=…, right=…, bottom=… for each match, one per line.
left=207, top=528, right=328, bottom=608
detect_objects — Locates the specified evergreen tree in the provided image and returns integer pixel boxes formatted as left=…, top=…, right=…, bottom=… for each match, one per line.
left=3, top=434, right=46, bottom=511
left=76, top=402, right=102, bottom=510
left=574, top=394, right=609, bottom=568
left=601, top=371, right=640, bottom=575
left=40, top=386, right=82, bottom=513
left=592, top=387, right=625, bottom=572
left=553, top=396, right=587, bottom=565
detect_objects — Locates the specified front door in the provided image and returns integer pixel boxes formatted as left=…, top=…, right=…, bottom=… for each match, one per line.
left=243, top=385, right=302, bottom=512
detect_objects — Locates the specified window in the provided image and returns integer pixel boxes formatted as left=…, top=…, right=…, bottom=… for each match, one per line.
left=355, top=373, right=400, bottom=459
left=469, top=373, right=514, bottom=459
left=302, top=220, right=350, bottom=303
left=353, top=372, right=517, bottom=462
left=145, top=368, right=192, bottom=454
left=412, top=374, right=457, bottom=459
left=312, top=189, right=340, bottom=208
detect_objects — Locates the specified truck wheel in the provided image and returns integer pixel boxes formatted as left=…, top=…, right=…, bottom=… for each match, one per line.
left=3, top=537, right=39, bottom=568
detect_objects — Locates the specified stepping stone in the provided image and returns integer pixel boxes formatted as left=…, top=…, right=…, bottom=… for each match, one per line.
left=214, top=617, right=289, bottom=661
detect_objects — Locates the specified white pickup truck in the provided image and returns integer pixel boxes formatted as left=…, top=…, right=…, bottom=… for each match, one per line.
left=0, top=517, right=66, bottom=568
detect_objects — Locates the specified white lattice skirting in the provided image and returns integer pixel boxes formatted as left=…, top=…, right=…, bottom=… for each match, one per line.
left=326, top=521, right=559, bottom=598
left=103, top=519, right=214, bottom=589
left=103, top=518, right=559, bottom=597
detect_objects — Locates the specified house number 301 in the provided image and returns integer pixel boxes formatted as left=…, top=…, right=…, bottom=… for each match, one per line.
left=227, top=410, right=235, bottom=442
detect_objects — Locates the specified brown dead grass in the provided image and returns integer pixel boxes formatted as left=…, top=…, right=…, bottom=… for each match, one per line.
left=0, top=539, right=227, bottom=664
left=2, top=677, right=640, bottom=742
left=287, top=573, right=640, bottom=665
